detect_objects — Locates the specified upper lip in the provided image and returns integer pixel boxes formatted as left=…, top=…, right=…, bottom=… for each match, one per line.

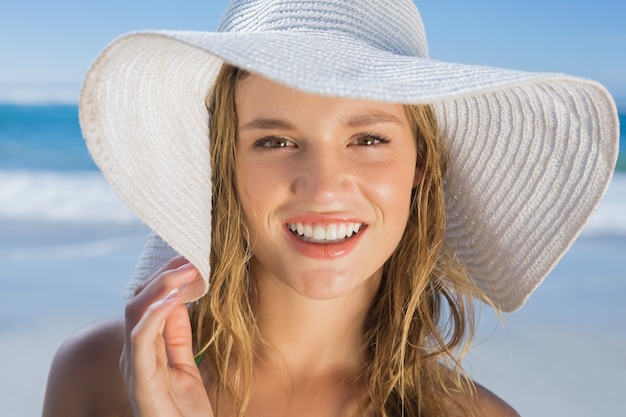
left=284, top=214, right=367, bottom=225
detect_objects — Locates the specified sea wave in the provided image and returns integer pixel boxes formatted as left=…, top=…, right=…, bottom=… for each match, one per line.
left=583, top=172, right=626, bottom=237
left=0, top=170, right=138, bottom=224
left=1, top=170, right=625, bottom=236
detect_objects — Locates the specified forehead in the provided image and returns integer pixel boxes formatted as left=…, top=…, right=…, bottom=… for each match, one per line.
left=234, top=73, right=409, bottom=125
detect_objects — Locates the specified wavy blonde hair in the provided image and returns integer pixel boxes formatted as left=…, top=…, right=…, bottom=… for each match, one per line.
left=188, top=64, right=491, bottom=417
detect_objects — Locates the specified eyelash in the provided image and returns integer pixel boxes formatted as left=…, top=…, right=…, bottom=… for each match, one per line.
left=253, top=136, right=295, bottom=149
left=251, top=133, right=391, bottom=149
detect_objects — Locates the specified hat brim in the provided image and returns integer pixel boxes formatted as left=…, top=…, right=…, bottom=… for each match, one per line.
left=80, top=31, right=619, bottom=311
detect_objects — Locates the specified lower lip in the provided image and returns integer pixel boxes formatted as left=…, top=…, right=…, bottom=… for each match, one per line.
left=285, top=227, right=365, bottom=259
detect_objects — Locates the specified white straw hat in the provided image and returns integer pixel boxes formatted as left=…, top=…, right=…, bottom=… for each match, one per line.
left=80, top=0, right=619, bottom=312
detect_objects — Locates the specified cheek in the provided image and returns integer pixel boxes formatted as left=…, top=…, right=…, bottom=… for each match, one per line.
left=236, top=167, right=260, bottom=227
left=368, top=159, right=417, bottom=212
left=236, top=161, right=285, bottom=231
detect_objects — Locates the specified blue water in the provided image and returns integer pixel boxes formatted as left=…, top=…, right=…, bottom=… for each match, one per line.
left=0, top=105, right=96, bottom=171
left=0, top=105, right=135, bottom=223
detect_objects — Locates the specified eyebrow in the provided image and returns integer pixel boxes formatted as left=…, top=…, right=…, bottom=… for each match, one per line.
left=345, top=112, right=402, bottom=128
left=240, top=118, right=295, bottom=131
left=240, top=112, right=403, bottom=131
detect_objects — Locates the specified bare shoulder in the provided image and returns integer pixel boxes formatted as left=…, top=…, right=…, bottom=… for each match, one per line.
left=42, top=318, right=132, bottom=417
left=474, top=381, right=520, bottom=417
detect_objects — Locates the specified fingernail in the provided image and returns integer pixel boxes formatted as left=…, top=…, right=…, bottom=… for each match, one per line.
left=177, top=262, right=196, bottom=271
left=164, top=288, right=179, bottom=301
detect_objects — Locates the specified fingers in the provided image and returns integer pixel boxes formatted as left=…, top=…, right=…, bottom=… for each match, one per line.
left=126, top=261, right=198, bottom=327
left=133, top=255, right=190, bottom=297
left=129, top=289, right=182, bottom=373
left=119, top=259, right=210, bottom=417
left=162, top=295, right=197, bottom=370
left=121, top=289, right=192, bottom=417
left=120, top=288, right=182, bottom=383
left=121, top=260, right=199, bottom=378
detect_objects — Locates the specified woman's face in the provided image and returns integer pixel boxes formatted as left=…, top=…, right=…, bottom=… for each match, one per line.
left=235, top=74, right=420, bottom=301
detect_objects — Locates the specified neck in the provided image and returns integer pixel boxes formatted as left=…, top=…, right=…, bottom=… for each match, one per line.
left=252, top=270, right=381, bottom=377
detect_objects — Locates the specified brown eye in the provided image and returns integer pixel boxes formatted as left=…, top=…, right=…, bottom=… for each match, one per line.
left=255, top=136, right=296, bottom=148
left=353, top=134, right=389, bottom=146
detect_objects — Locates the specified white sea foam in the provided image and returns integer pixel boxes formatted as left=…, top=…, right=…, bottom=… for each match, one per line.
left=582, top=172, right=626, bottom=237
left=0, top=170, right=624, bottom=235
left=0, top=170, right=138, bottom=224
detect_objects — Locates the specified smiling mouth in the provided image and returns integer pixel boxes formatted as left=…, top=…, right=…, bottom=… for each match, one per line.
left=287, top=222, right=363, bottom=243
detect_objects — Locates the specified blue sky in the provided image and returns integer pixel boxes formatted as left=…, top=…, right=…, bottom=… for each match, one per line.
left=1, top=0, right=625, bottom=108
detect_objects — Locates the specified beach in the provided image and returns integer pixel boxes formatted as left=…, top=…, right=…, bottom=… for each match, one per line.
left=0, top=105, right=624, bottom=416
left=0, top=220, right=148, bottom=416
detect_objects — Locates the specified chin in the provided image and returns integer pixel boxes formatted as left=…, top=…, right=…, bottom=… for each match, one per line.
left=292, top=267, right=383, bottom=301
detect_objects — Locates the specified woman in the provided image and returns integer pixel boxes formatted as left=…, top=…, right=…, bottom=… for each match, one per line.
left=43, top=1, right=618, bottom=416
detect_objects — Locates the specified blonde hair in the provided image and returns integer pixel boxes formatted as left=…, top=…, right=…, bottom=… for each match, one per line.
left=188, top=64, right=491, bottom=417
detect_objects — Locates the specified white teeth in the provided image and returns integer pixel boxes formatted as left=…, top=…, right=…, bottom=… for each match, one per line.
left=287, top=222, right=364, bottom=242
left=313, top=225, right=325, bottom=240
left=326, top=224, right=338, bottom=240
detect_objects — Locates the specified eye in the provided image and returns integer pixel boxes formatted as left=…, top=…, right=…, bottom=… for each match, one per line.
left=253, top=136, right=296, bottom=149
left=352, top=134, right=390, bottom=146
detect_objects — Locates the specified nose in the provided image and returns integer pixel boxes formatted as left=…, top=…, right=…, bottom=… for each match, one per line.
left=292, top=145, right=352, bottom=205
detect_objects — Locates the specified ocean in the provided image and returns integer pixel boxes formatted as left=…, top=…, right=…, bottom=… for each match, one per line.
left=1, top=104, right=624, bottom=233
left=0, top=105, right=137, bottom=224
left=0, top=105, right=625, bottom=417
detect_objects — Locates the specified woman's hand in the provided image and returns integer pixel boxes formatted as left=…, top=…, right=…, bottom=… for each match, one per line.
left=120, top=257, right=213, bottom=417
